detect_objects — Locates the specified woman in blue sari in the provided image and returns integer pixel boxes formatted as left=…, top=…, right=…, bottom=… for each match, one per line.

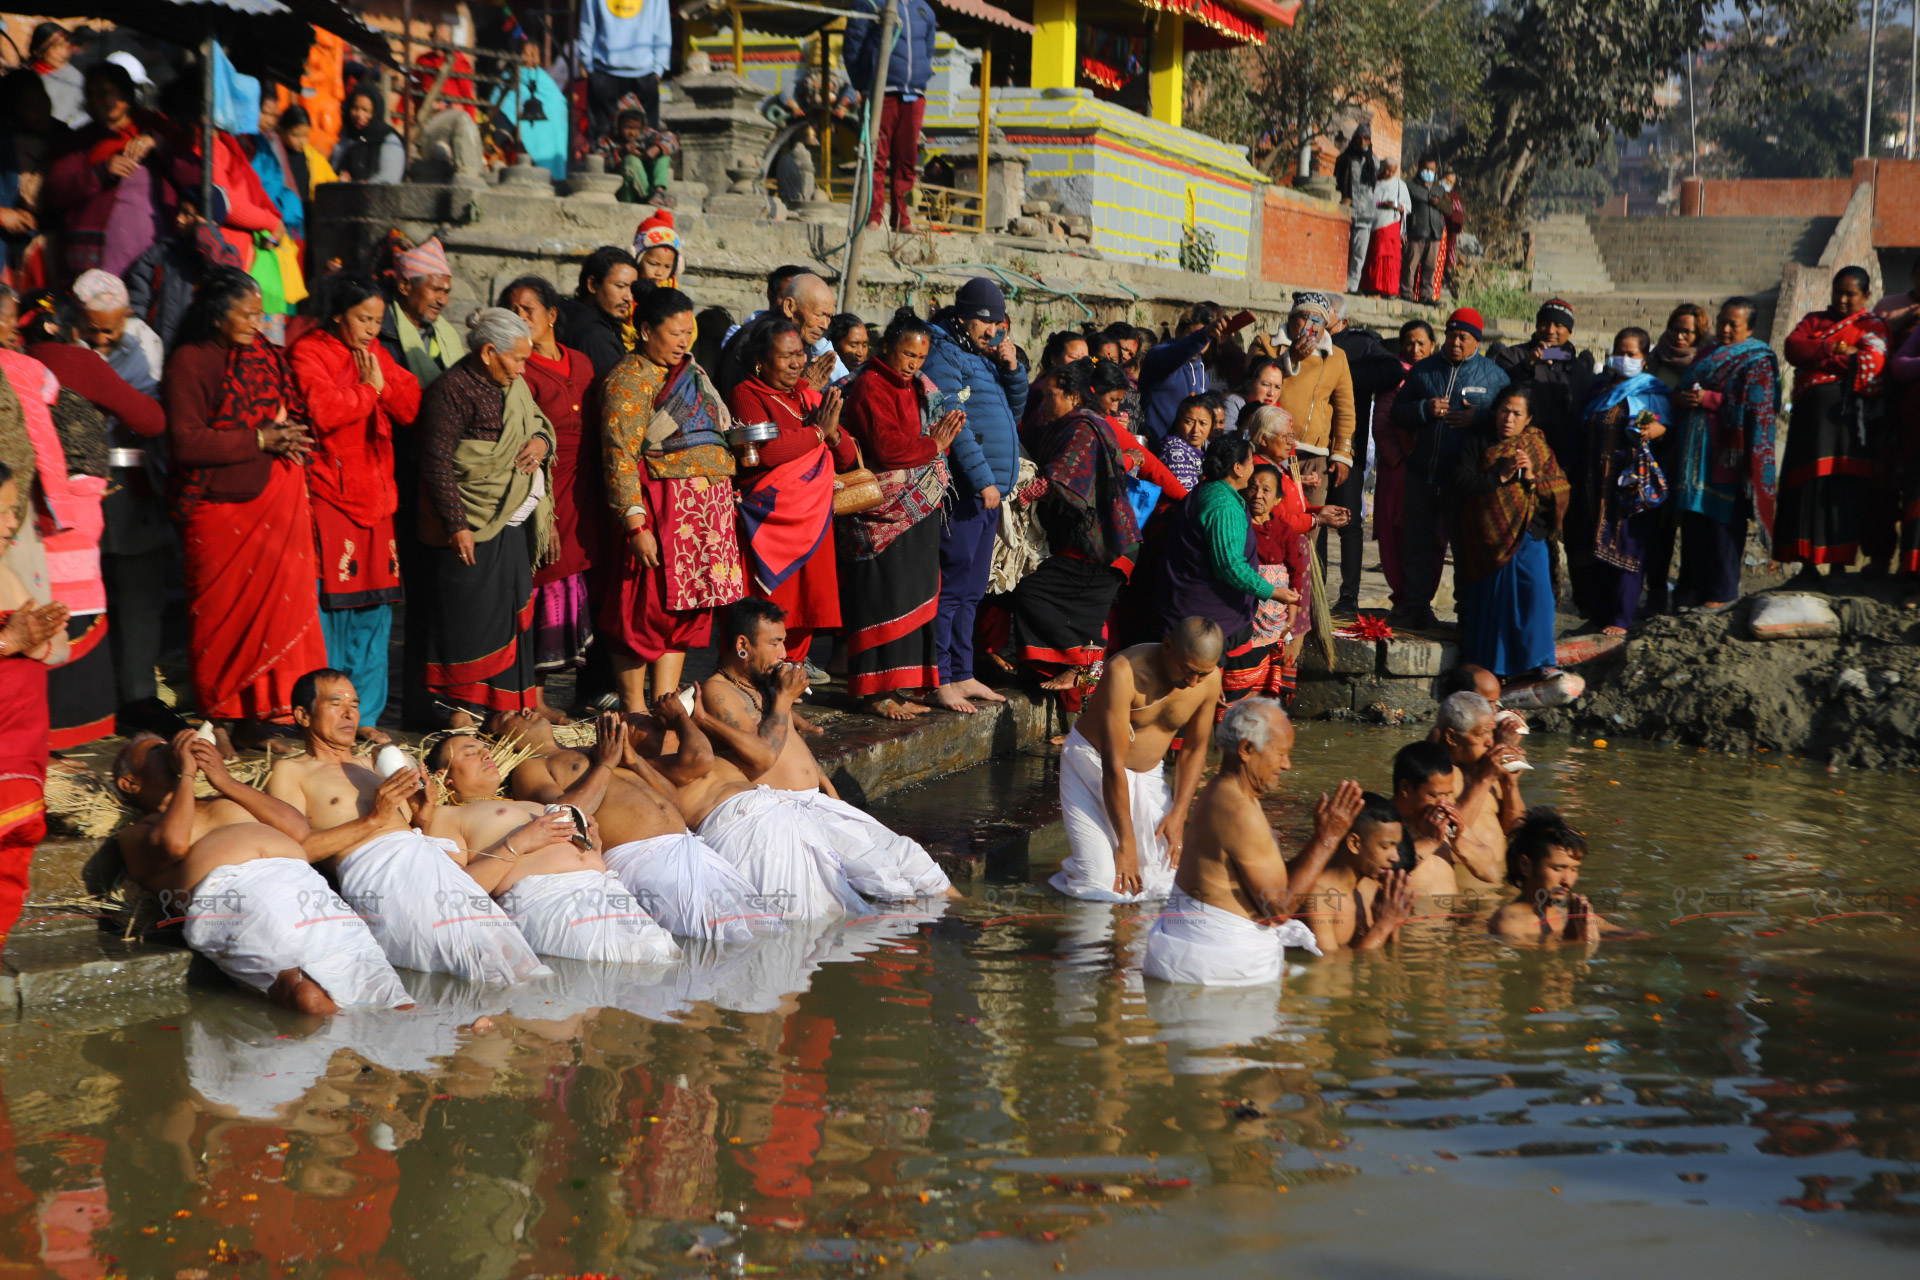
left=1567, top=327, right=1672, bottom=635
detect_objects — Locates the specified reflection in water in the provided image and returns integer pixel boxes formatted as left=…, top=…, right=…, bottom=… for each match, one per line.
left=2, top=733, right=1919, bottom=1275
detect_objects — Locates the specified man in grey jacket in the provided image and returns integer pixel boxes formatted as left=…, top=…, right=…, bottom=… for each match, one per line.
left=1400, top=155, right=1447, bottom=305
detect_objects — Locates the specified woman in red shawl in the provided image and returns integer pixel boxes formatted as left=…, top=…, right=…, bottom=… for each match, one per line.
left=163, top=267, right=327, bottom=747
left=502, top=274, right=602, bottom=722
left=728, top=318, right=857, bottom=665
left=289, top=271, right=420, bottom=740
left=1778, top=266, right=1889, bottom=574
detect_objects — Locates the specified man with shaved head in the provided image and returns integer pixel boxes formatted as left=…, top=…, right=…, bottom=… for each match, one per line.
left=718, top=270, right=845, bottom=397
left=1052, top=617, right=1226, bottom=901
left=1142, top=698, right=1364, bottom=985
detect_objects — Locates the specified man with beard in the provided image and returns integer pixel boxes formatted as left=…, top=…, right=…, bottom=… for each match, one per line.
left=698, top=597, right=956, bottom=902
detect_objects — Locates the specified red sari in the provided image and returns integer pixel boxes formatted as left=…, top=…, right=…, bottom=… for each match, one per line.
left=0, top=628, right=48, bottom=945
left=1362, top=219, right=1403, bottom=296
left=728, top=377, right=858, bottom=659
left=165, top=339, right=328, bottom=721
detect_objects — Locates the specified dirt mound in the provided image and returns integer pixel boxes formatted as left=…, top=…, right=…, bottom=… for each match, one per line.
left=1556, top=586, right=1920, bottom=770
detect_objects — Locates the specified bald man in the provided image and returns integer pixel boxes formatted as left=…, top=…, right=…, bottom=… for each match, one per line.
left=717, top=271, right=844, bottom=397
left=1142, top=699, right=1364, bottom=986
left=1052, top=618, right=1224, bottom=902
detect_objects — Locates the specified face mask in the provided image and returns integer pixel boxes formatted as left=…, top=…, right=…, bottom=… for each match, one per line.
left=1420, top=169, right=1436, bottom=183
left=1607, top=355, right=1644, bottom=378
left=1440, top=180, right=1453, bottom=192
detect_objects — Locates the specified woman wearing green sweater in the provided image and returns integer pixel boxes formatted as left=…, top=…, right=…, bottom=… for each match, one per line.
left=1155, top=435, right=1286, bottom=678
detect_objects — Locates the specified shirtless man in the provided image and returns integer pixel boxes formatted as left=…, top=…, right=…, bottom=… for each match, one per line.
left=1488, top=806, right=1633, bottom=944
left=113, top=729, right=410, bottom=1013
left=699, top=598, right=954, bottom=902
left=1433, top=664, right=1526, bottom=748
left=487, top=704, right=781, bottom=942
left=1431, top=691, right=1526, bottom=889
left=426, top=732, right=679, bottom=964
left=267, top=668, right=548, bottom=985
left=1297, top=792, right=1417, bottom=953
left=1387, top=740, right=1475, bottom=902
left=1140, top=699, right=1365, bottom=986
left=1052, top=617, right=1224, bottom=902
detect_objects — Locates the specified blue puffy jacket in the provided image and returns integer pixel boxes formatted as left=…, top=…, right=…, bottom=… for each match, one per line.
left=1389, top=350, right=1511, bottom=486
left=844, top=0, right=938, bottom=97
left=922, top=315, right=1026, bottom=498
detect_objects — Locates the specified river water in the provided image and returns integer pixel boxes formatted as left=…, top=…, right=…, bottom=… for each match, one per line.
left=2, top=731, right=1918, bottom=1278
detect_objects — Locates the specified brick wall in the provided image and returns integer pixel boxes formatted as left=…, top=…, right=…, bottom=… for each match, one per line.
left=1686, top=178, right=1855, bottom=218
left=1259, top=188, right=1350, bottom=291
left=1866, top=158, right=1920, bottom=248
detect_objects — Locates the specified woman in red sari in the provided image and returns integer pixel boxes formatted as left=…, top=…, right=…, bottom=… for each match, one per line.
left=1779, top=266, right=1889, bottom=575
left=289, top=271, right=420, bottom=740
left=727, top=318, right=857, bottom=664
left=502, top=274, right=601, bottom=722
left=163, top=267, right=326, bottom=747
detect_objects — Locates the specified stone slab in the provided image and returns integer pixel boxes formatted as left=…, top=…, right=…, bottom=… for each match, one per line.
left=1349, top=675, right=1441, bottom=724
left=1287, top=679, right=1355, bottom=720
left=819, top=692, right=1059, bottom=806
left=3, top=927, right=192, bottom=1010
left=1298, top=636, right=1380, bottom=678
left=1381, top=635, right=1458, bottom=677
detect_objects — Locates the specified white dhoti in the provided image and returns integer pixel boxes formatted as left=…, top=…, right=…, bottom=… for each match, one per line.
left=497, top=868, right=681, bottom=964
left=773, top=788, right=952, bottom=901
left=1050, top=726, right=1176, bottom=902
left=1141, top=886, right=1321, bottom=987
left=603, top=832, right=788, bottom=944
left=181, top=857, right=412, bottom=1008
left=335, top=829, right=549, bottom=986
left=697, top=787, right=871, bottom=920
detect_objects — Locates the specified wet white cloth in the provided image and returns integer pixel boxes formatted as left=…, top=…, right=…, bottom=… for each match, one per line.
left=1141, top=885, right=1321, bottom=987
left=697, top=786, right=872, bottom=919
left=181, top=856, right=412, bottom=1008
left=1050, top=725, right=1176, bottom=902
left=336, top=828, right=550, bottom=985
left=185, top=1005, right=341, bottom=1119
left=603, top=832, right=789, bottom=943
left=773, top=788, right=952, bottom=901
left=496, top=867, right=681, bottom=964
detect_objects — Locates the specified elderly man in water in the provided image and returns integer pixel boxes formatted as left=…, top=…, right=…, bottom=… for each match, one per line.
left=1141, top=698, right=1364, bottom=986
left=1052, top=617, right=1226, bottom=902
left=1429, top=691, right=1526, bottom=889
left=113, top=729, right=411, bottom=1013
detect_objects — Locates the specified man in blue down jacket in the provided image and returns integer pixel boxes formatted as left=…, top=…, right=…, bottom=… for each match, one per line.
left=844, top=0, right=938, bottom=229
left=1388, top=306, right=1509, bottom=631
left=923, top=277, right=1026, bottom=713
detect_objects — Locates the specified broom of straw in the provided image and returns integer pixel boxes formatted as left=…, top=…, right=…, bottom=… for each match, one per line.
left=1290, top=455, right=1337, bottom=668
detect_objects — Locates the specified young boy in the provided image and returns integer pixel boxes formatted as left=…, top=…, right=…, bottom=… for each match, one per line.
left=598, top=107, right=679, bottom=207
left=1299, top=792, right=1416, bottom=952
left=1487, top=806, right=1631, bottom=943
left=1155, top=393, right=1213, bottom=490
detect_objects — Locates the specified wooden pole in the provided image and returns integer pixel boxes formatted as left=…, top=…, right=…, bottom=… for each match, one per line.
left=819, top=26, right=833, bottom=199
left=837, top=0, right=899, bottom=312
left=200, top=36, right=216, bottom=225
left=732, top=5, right=745, bottom=78
left=975, top=43, right=990, bottom=229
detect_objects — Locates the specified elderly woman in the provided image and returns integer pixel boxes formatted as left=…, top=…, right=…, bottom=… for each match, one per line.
left=416, top=308, right=555, bottom=725
left=163, top=267, right=326, bottom=744
left=1778, top=265, right=1889, bottom=576
left=601, top=286, right=744, bottom=709
left=501, top=274, right=601, bottom=720
left=1452, top=385, right=1570, bottom=680
left=289, top=271, right=421, bottom=737
left=838, top=312, right=965, bottom=718
left=1244, top=402, right=1350, bottom=639
left=1009, top=358, right=1142, bottom=698
left=728, top=318, right=857, bottom=665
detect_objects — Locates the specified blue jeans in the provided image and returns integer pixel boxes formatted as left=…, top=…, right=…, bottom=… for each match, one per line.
left=935, top=492, right=997, bottom=683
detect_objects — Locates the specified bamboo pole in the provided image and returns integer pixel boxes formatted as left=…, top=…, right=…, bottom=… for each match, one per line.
left=732, top=5, right=745, bottom=77
left=837, top=0, right=899, bottom=312
left=975, top=43, right=990, bottom=229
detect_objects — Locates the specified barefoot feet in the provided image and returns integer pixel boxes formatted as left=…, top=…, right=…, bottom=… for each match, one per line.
left=268, top=968, right=340, bottom=1016
left=866, top=696, right=929, bottom=721
left=931, top=683, right=978, bottom=714
left=954, top=677, right=1006, bottom=704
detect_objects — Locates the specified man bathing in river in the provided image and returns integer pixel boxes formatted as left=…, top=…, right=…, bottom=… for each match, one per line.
left=1388, top=741, right=1477, bottom=902
left=1141, top=699, right=1365, bottom=986
left=1296, top=792, right=1418, bottom=953
left=424, top=733, right=680, bottom=964
left=114, top=729, right=411, bottom=1013
left=267, top=669, right=549, bottom=985
left=698, top=598, right=956, bottom=903
left=1429, top=691, right=1526, bottom=889
left=1053, top=617, right=1225, bottom=902
left=1488, top=806, right=1637, bottom=944
left=488, top=703, right=782, bottom=942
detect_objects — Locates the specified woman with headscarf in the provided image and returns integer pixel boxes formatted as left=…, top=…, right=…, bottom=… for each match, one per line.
left=600, top=287, right=745, bottom=710
left=1452, top=385, right=1570, bottom=680
left=1567, top=327, right=1672, bottom=636
left=727, top=318, right=857, bottom=667
left=416, top=308, right=555, bottom=725
left=1778, top=265, right=1888, bottom=576
left=289, top=271, right=421, bottom=737
left=331, top=83, right=405, bottom=185
left=500, top=274, right=601, bottom=721
left=837, top=312, right=965, bottom=719
left=163, top=267, right=327, bottom=745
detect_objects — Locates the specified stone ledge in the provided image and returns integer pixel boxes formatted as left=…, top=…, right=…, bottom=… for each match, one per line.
left=819, top=692, right=1062, bottom=806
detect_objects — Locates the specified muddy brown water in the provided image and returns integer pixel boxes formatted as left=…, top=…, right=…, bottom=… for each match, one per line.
left=3, top=730, right=1918, bottom=1278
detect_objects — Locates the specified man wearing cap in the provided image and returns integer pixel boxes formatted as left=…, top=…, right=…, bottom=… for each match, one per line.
left=1490, top=298, right=1595, bottom=463
left=1274, top=292, right=1357, bottom=512
left=30, top=23, right=89, bottom=130
left=378, top=237, right=462, bottom=391
left=1388, top=307, right=1509, bottom=630
left=922, top=277, right=1027, bottom=713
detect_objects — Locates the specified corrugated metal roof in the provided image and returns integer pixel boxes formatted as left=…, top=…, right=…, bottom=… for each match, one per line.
left=929, top=0, right=1035, bottom=35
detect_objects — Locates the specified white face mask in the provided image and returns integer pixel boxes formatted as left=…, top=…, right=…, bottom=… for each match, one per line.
left=1607, top=354, right=1644, bottom=378
left=1440, top=180, right=1453, bottom=192
left=1420, top=169, right=1436, bottom=183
